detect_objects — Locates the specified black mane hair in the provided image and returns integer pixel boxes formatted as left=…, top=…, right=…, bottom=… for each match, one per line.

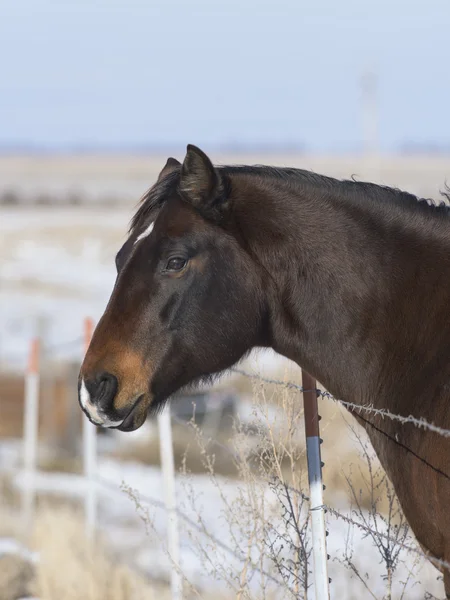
left=130, top=164, right=450, bottom=233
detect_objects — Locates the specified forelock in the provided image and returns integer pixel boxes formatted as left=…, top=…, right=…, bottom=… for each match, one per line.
left=129, top=168, right=181, bottom=234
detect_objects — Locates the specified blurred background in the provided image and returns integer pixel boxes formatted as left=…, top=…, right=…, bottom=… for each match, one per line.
left=1, top=1, right=449, bottom=599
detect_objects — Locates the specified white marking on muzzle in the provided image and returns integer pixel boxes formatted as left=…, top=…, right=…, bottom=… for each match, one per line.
left=80, top=379, right=123, bottom=428
left=134, top=221, right=154, bottom=244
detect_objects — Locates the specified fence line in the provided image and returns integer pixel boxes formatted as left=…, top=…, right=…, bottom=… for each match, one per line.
left=302, top=369, right=330, bottom=599
left=21, top=337, right=40, bottom=536
left=7, top=335, right=450, bottom=598
left=170, top=395, right=450, bottom=583
left=171, top=399, right=450, bottom=577
left=168, top=371, right=450, bottom=579
left=231, top=367, right=450, bottom=485
left=158, top=407, right=183, bottom=600
left=82, top=317, right=97, bottom=539
left=230, top=367, right=450, bottom=439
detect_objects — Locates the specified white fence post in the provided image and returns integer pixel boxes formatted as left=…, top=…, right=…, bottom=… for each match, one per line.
left=302, top=370, right=330, bottom=600
left=22, top=337, right=40, bottom=536
left=158, top=406, right=183, bottom=600
left=83, top=317, right=97, bottom=539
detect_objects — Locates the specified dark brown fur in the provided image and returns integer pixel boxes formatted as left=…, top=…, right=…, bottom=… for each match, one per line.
left=80, top=145, right=450, bottom=595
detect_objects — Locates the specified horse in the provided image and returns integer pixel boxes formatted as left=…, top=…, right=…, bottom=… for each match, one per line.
left=79, top=145, right=450, bottom=596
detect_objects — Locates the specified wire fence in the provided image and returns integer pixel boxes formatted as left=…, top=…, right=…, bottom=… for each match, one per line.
left=172, top=367, right=450, bottom=577
left=231, top=367, right=450, bottom=439
left=1, top=334, right=449, bottom=598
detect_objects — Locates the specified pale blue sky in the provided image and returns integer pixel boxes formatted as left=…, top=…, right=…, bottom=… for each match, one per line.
left=1, top=0, right=449, bottom=152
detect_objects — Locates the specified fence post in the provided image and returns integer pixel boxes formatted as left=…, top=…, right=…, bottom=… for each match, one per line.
left=64, top=362, right=83, bottom=458
left=22, top=337, right=40, bottom=536
left=83, top=317, right=97, bottom=539
left=158, top=406, right=183, bottom=600
left=302, top=369, right=330, bottom=600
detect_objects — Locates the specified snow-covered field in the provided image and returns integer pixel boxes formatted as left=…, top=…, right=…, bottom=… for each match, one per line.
left=0, top=206, right=128, bottom=368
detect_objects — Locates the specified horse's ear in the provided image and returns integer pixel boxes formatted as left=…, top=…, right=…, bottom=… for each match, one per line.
left=157, top=157, right=181, bottom=182
left=179, top=145, right=227, bottom=220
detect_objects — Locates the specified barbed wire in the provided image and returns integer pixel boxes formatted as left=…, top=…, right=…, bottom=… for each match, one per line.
left=230, top=367, right=450, bottom=481
left=230, top=367, right=450, bottom=439
left=170, top=403, right=450, bottom=574
left=168, top=377, right=450, bottom=578
left=326, top=506, right=450, bottom=574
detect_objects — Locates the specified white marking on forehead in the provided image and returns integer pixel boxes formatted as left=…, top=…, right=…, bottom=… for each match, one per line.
left=80, top=379, right=123, bottom=428
left=134, top=221, right=154, bottom=245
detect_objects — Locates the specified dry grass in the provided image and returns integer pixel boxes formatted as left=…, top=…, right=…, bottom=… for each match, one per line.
left=38, top=455, right=82, bottom=475
left=31, top=505, right=169, bottom=600
left=0, top=483, right=169, bottom=600
left=112, top=424, right=240, bottom=478
left=232, top=369, right=394, bottom=514
left=120, top=373, right=416, bottom=599
left=0, top=553, right=34, bottom=600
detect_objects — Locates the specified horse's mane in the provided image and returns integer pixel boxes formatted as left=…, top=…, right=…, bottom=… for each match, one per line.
left=130, top=164, right=450, bottom=233
left=224, top=165, right=450, bottom=216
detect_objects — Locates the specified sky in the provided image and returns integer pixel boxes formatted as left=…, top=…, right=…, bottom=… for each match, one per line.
left=1, top=0, right=450, bottom=153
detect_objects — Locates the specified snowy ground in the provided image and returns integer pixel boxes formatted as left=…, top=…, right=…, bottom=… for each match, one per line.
left=1, top=443, right=444, bottom=600
left=0, top=206, right=128, bottom=368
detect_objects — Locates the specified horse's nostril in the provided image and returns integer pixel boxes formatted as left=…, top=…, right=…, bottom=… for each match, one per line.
left=97, top=376, right=109, bottom=398
left=86, top=372, right=118, bottom=410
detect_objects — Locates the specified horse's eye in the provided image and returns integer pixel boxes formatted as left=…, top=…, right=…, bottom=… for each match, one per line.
left=166, top=257, right=187, bottom=272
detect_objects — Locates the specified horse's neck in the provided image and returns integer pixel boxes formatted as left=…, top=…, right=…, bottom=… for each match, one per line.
left=258, top=185, right=450, bottom=412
